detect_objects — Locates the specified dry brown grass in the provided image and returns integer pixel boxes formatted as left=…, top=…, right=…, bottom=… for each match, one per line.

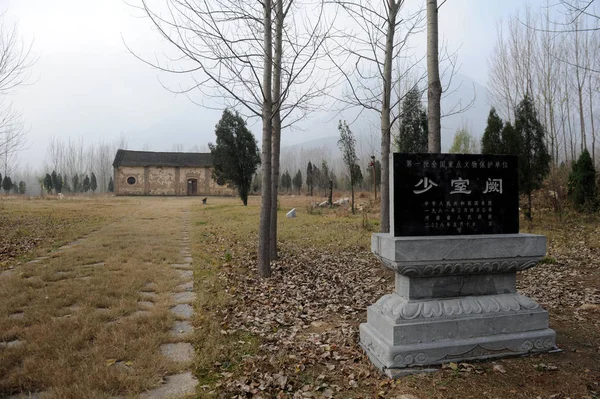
left=0, top=197, right=197, bottom=398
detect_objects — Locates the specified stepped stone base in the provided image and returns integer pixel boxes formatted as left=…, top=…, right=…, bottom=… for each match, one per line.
left=362, top=233, right=557, bottom=377
left=359, top=292, right=556, bottom=377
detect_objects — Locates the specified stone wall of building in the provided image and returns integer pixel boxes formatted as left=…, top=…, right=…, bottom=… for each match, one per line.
left=114, top=165, right=235, bottom=196
left=115, top=166, right=146, bottom=195
left=148, top=166, right=177, bottom=195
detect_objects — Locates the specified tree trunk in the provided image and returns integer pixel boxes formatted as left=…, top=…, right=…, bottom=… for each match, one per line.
left=258, top=0, right=273, bottom=278
left=588, top=74, right=595, bottom=165
left=270, top=0, right=283, bottom=261
left=351, top=183, right=355, bottom=215
left=379, top=3, right=398, bottom=234
left=577, top=83, right=586, bottom=151
left=427, top=0, right=442, bottom=153
left=372, top=162, right=377, bottom=200
left=574, top=27, right=587, bottom=152
left=528, top=191, right=533, bottom=221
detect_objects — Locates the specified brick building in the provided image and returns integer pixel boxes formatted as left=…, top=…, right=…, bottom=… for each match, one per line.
left=112, top=150, right=234, bottom=196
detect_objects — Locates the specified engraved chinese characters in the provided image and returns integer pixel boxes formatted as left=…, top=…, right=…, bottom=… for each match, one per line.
left=393, top=154, right=519, bottom=237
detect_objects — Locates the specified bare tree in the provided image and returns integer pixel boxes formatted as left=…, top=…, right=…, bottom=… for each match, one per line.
left=0, top=13, right=35, bottom=176
left=171, top=143, right=185, bottom=152
left=327, top=0, right=425, bottom=233
left=0, top=103, right=26, bottom=176
left=129, top=0, right=332, bottom=276
left=259, top=0, right=274, bottom=277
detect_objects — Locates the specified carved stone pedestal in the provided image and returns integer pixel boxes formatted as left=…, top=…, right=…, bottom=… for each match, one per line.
left=360, top=233, right=557, bottom=377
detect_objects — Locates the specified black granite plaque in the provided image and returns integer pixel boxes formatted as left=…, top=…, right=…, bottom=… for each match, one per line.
left=393, top=153, right=519, bottom=237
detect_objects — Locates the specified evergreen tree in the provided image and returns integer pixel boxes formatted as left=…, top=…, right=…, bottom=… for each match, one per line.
left=208, top=109, right=261, bottom=205
left=481, top=108, right=504, bottom=154
left=514, top=96, right=551, bottom=220
left=51, top=171, right=60, bottom=193
left=281, top=171, right=292, bottom=193
left=337, top=120, right=359, bottom=214
left=108, top=176, right=114, bottom=193
left=44, top=173, right=53, bottom=194
left=11, top=183, right=18, bottom=194
left=83, top=175, right=91, bottom=192
left=352, top=164, right=363, bottom=187
left=55, top=173, right=63, bottom=193
left=568, top=149, right=598, bottom=211
left=90, top=172, right=97, bottom=192
left=72, top=174, right=80, bottom=193
left=306, top=161, right=313, bottom=196
left=2, top=176, right=12, bottom=195
left=293, top=170, right=303, bottom=194
left=18, top=181, right=26, bottom=194
left=63, top=175, right=71, bottom=193
left=395, top=86, right=428, bottom=153
left=449, top=127, right=477, bottom=154
left=312, top=166, right=321, bottom=192
left=501, top=122, right=521, bottom=156
left=320, top=160, right=330, bottom=195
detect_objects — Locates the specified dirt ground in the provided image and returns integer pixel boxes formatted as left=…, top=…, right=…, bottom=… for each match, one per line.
left=0, top=194, right=599, bottom=398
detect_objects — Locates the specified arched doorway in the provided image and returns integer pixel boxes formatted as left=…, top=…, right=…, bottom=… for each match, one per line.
left=187, top=179, right=198, bottom=195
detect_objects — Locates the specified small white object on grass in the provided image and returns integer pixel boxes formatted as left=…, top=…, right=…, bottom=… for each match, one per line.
left=286, top=208, right=296, bottom=218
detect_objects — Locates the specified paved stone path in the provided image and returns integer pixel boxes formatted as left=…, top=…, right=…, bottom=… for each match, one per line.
left=2, top=206, right=200, bottom=398
left=141, top=209, right=198, bottom=398
left=0, top=232, right=95, bottom=281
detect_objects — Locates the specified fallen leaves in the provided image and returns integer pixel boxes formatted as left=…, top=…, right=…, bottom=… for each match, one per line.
left=195, top=198, right=600, bottom=398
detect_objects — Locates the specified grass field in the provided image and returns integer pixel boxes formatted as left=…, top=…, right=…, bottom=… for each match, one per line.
left=0, top=194, right=598, bottom=398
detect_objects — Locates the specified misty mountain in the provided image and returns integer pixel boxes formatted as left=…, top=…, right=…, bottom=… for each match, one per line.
left=123, top=73, right=490, bottom=176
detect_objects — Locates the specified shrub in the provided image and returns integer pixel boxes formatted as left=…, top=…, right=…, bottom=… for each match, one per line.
left=568, top=149, right=598, bottom=212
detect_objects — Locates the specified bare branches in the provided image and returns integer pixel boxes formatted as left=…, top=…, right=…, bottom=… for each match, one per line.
left=127, top=0, right=335, bottom=125
left=326, top=0, right=426, bottom=123
left=0, top=13, right=35, bottom=176
left=0, top=14, right=35, bottom=96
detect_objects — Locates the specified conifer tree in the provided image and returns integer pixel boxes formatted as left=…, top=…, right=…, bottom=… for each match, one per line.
left=51, top=171, right=60, bottom=193
left=208, top=109, right=261, bottom=205
left=2, top=176, right=12, bottom=195
left=395, top=86, right=428, bottom=153
left=72, top=175, right=80, bottom=193
left=568, top=149, right=598, bottom=211
left=55, top=173, right=63, bottom=193
left=337, top=120, right=359, bottom=214
left=280, top=171, right=292, bottom=193
left=481, top=108, right=504, bottom=154
left=44, top=173, right=53, bottom=194
left=293, top=170, right=303, bottom=194
left=62, top=175, right=71, bottom=193
left=306, top=162, right=313, bottom=196
left=18, top=181, right=26, bottom=194
left=501, top=122, right=520, bottom=156
left=108, top=176, right=114, bottom=193
left=83, top=175, right=91, bottom=192
left=91, top=173, right=97, bottom=192
left=514, top=96, right=550, bottom=220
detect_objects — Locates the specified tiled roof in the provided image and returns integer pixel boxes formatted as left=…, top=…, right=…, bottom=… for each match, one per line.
left=113, top=150, right=213, bottom=168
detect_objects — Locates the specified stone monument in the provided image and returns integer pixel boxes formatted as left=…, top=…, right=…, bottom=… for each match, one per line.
left=360, top=153, right=557, bottom=377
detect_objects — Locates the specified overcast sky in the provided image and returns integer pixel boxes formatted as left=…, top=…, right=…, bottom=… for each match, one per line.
left=3, top=0, right=537, bottom=170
